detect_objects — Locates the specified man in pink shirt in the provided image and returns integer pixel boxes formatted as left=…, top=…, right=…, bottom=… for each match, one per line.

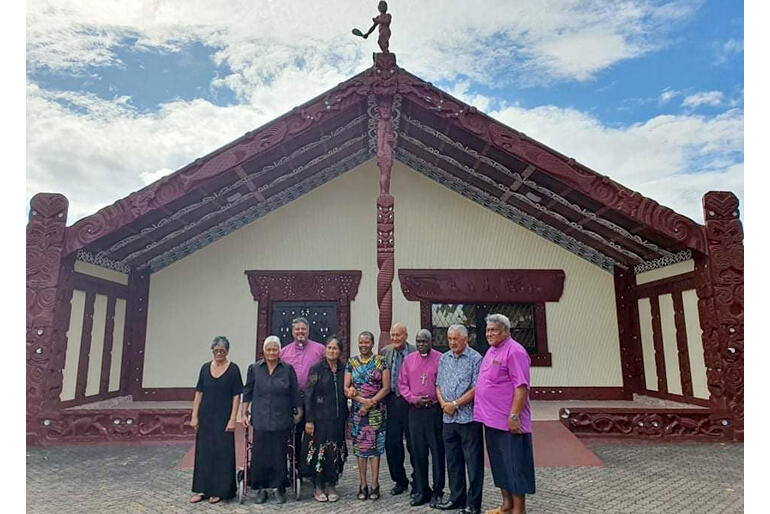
left=473, top=313, right=535, bottom=514
left=279, top=317, right=325, bottom=471
left=399, top=329, right=445, bottom=508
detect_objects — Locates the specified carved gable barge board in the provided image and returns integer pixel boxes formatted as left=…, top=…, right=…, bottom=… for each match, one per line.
left=63, top=70, right=375, bottom=257
left=394, top=73, right=707, bottom=254
left=399, top=104, right=670, bottom=264
left=142, top=150, right=372, bottom=272
left=118, top=140, right=370, bottom=269
left=397, top=135, right=643, bottom=267
left=245, top=271, right=362, bottom=361
left=559, top=407, right=732, bottom=441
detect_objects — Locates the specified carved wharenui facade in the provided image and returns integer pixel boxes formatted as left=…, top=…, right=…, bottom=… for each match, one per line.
left=27, top=42, right=743, bottom=444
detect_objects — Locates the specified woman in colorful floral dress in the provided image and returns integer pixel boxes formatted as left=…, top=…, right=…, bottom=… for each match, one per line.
left=303, top=335, right=349, bottom=503
left=344, top=331, right=391, bottom=501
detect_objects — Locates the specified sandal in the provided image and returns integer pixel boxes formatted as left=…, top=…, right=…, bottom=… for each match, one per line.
left=369, top=484, right=380, bottom=500
left=208, top=496, right=222, bottom=504
left=357, top=485, right=369, bottom=500
left=190, top=493, right=205, bottom=503
left=327, top=492, right=339, bottom=502
left=314, top=490, right=328, bottom=502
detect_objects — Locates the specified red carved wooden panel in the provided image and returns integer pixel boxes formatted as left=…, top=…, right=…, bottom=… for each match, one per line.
left=559, top=407, right=732, bottom=441
left=694, top=192, right=743, bottom=441
left=26, top=193, right=73, bottom=444
left=38, top=409, right=195, bottom=444
left=399, top=269, right=565, bottom=303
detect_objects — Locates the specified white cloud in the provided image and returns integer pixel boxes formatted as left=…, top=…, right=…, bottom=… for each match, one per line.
left=488, top=104, right=743, bottom=222
left=682, top=90, right=724, bottom=108
left=27, top=0, right=702, bottom=89
left=659, top=88, right=679, bottom=104
left=714, top=38, right=744, bottom=65
left=26, top=0, right=742, bottom=227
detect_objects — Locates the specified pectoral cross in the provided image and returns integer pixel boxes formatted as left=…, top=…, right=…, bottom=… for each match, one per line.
left=420, top=372, right=427, bottom=385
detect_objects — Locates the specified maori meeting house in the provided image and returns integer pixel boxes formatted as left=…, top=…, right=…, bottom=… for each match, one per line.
left=26, top=49, right=743, bottom=445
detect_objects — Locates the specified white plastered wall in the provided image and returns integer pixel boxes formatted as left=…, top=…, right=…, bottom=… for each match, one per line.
left=143, top=159, right=622, bottom=388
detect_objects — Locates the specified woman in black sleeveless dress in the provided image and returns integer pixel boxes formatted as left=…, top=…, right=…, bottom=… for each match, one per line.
left=190, top=336, right=243, bottom=504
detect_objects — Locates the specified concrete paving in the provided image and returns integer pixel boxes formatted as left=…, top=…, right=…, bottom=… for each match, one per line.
left=27, top=440, right=743, bottom=513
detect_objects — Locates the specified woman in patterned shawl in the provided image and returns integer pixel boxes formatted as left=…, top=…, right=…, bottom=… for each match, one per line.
left=344, top=331, right=390, bottom=501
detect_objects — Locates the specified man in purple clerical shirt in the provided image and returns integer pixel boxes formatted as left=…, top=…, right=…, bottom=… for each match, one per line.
left=473, top=313, right=535, bottom=514
left=399, top=329, right=445, bottom=508
left=279, top=317, right=325, bottom=470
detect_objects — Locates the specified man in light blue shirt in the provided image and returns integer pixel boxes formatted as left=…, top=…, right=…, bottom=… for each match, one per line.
left=435, top=324, right=483, bottom=514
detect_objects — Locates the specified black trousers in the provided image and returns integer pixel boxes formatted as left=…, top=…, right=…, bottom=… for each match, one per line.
left=384, top=393, right=415, bottom=487
left=443, top=421, right=484, bottom=510
left=408, top=405, right=445, bottom=500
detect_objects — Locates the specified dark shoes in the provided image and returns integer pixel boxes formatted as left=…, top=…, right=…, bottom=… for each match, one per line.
left=254, top=489, right=267, bottom=504
left=358, top=485, right=370, bottom=500
left=391, top=483, right=409, bottom=495
left=275, top=488, right=286, bottom=504
left=429, top=493, right=444, bottom=508
left=459, top=507, right=481, bottom=514
left=435, top=499, right=463, bottom=510
left=410, top=495, right=432, bottom=507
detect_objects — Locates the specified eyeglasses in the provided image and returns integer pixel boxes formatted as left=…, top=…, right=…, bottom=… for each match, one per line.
left=212, top=348, right=227, bottom=354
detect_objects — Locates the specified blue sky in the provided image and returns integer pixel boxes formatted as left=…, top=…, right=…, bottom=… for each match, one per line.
left=26, top=0, right=744, bottom=223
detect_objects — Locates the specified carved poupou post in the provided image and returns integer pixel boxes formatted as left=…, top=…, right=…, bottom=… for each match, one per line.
left=376, top=94, right=395, bottom=348
left=26, top=193, right=73, bottom=444
left=694, top=191, right=743, bottom=441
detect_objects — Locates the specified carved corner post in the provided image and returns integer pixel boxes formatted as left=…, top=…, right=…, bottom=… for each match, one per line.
left=694, top=192, right=744, bottom=441
left=613, top=267, right=645, bottom=399
left=122, top=269, right=151, bottom=398
left=375, top=91, right=395, bottom=349
left=26, top=193, right=73, bottom=444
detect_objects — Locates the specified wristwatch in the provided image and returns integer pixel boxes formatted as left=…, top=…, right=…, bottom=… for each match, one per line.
left=452, top=400, right=458, bottom=408
left=509, top=413, right=519, bottom=420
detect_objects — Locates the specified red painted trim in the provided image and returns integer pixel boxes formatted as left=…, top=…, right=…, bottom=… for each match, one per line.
left=399, top=269, right=565, bottom=303
left=244, top=270, right=362, bottom=360
left=139, top=388, right=196, bottom=401
left=531, top=387, right=624, bottom=400
left=99, top=296, right=117, bottom=395
left=532, top=303, right=551, bottom=367
left=648, top=295, right=668, bottom=394
left=74, top=292, right=96, bottom=400
left=73, top=272, right=128, bottom=298
left=635, top=272, right=696, bottom=299
left=37, top=409, right=195, bottom=444
left=559, top=407, right=732, bottom=440
left=419, top=302, right=431, bottom=330
left=396, top=71, right=707, bottom=254
left=694, top=191, right=744, bottom=441
left=59, top=391, right=123, bottom=409
left=642, top=389, right=710, bottom=408
left=613, top=268, right=644, bottom=399
left=671, top=291, right=694, bottom=398
left=123, top=271, right=150, bottom=396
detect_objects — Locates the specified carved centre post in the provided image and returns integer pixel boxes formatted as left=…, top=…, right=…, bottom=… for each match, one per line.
left=376, top=92, right=395, bottom=348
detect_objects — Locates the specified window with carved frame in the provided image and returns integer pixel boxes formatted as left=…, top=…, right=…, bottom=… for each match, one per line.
left=426, top=301, right=552, bottom=366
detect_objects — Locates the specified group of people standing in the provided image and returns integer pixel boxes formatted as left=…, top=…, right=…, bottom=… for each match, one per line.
left=189, top=313, right=535, bottom=514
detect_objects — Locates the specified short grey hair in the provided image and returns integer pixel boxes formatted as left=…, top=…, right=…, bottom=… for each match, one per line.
left=263, top=335, right=281, bottom=352
left=447, top=324, right=468, bottom=338
left=291, top=317, right=309, bottom=329
left=415, top=329, right=432, bottom=341
left=485, top=313, right=511, bottom=331
left=211, top=336, right=230, bottom=351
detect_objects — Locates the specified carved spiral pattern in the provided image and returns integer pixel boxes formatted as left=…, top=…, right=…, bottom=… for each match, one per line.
left=694, top=192, right=743, bottom=440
